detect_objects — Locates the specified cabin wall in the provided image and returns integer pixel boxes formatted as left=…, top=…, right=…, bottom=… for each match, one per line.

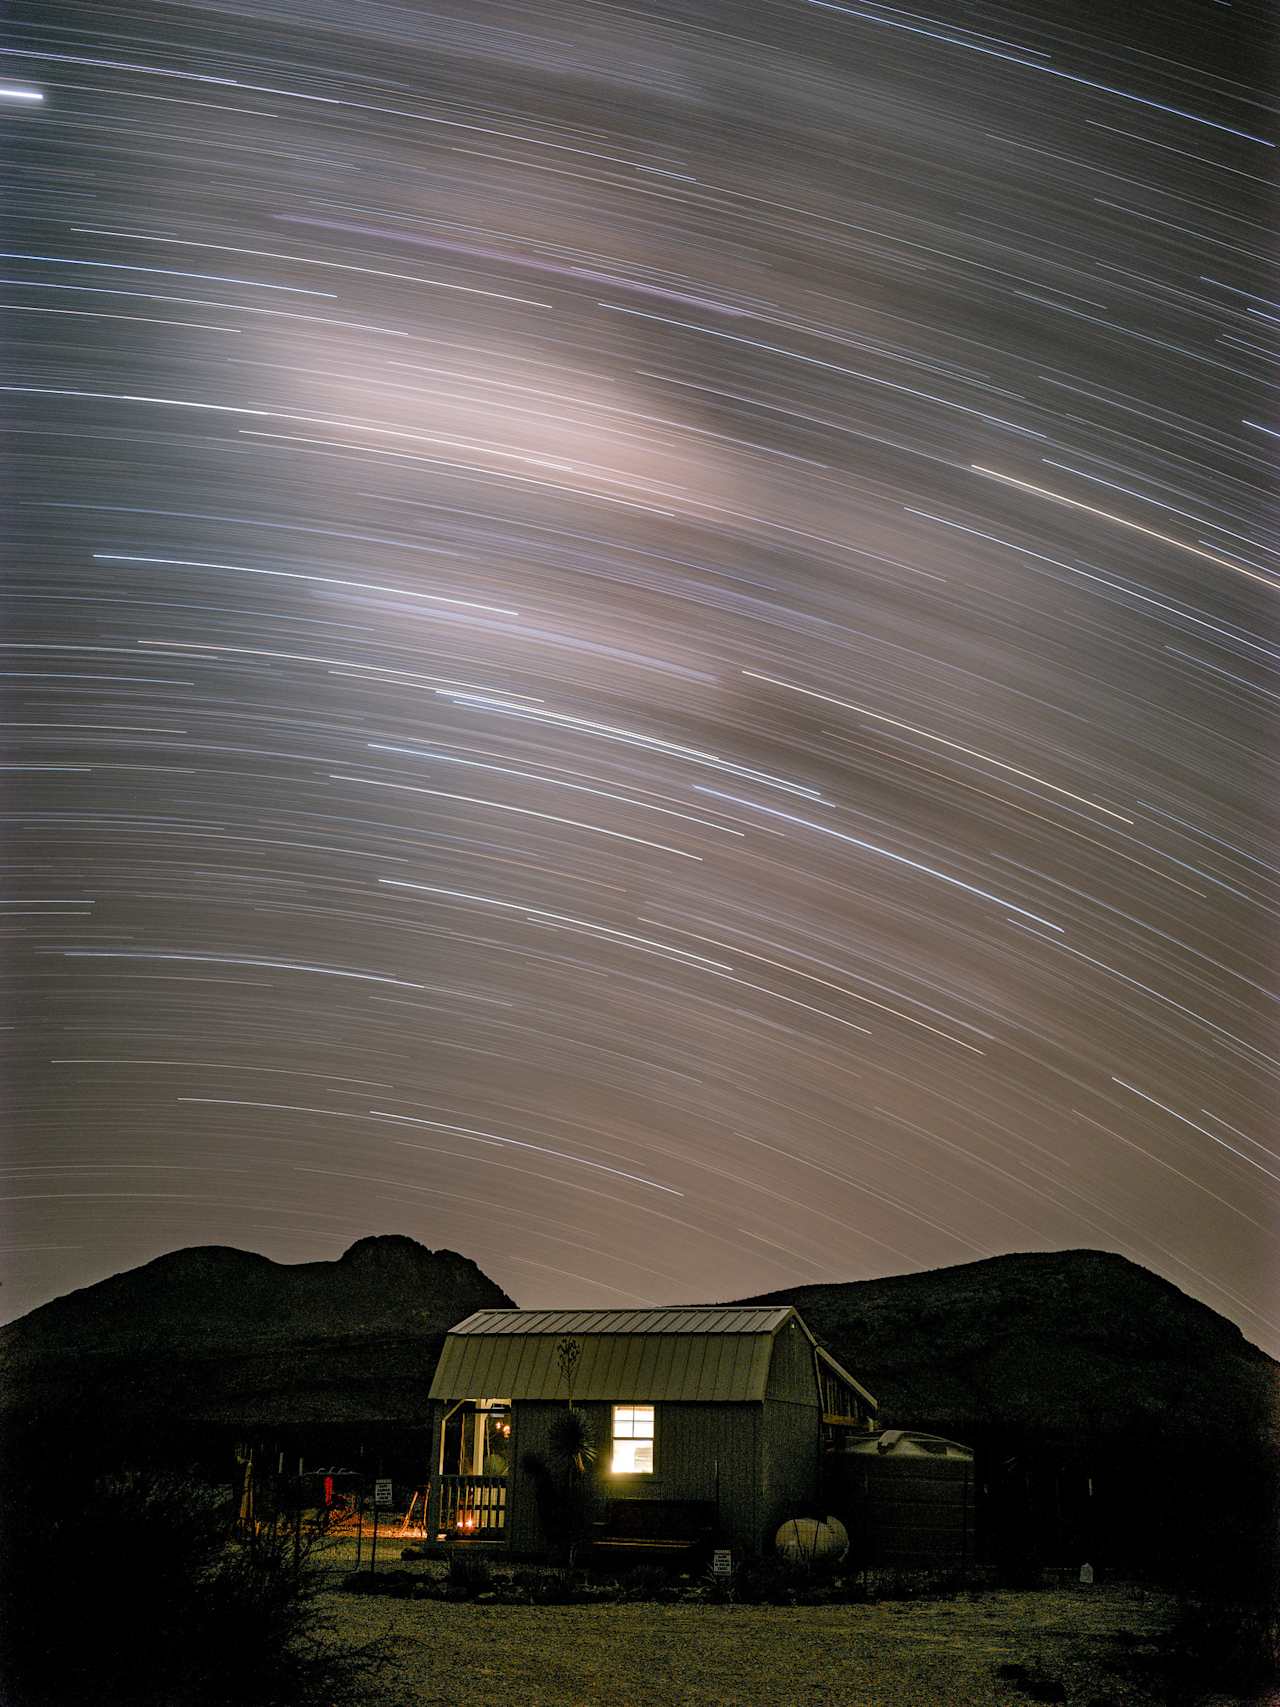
left=765, top=1316, right=818, bottom=1404
left=504, top=1399, right=552, bottom=1554
left=760, top=1399, right=820, bottom=1545
left=507, top=1400, right=764, bottom=1555
left=760, top=1317, right=822, bottom=1545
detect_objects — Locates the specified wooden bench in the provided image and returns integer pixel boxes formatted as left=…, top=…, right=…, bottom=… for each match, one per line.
left=590, top=1498, right=717, bottom=1559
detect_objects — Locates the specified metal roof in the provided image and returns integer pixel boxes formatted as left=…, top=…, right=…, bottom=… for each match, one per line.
left=446, top=1307, right=794, bottom=1337
left=430, top=1306, right=798, bottom=1402
left=430, top=1304, right=878, bottom=1408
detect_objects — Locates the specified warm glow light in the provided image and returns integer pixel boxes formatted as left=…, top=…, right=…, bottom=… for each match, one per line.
left=611, top=1404, right=655, bottom=1473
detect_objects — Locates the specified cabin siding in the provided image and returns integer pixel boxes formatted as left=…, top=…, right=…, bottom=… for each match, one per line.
left=505, top=1399, right=764, bottom=1554
left=759, top=1317, right=822, bottom=1545
left=765, top=1315, right=819, bottom=1404
left=760, top=1399, right=820, bottom=1545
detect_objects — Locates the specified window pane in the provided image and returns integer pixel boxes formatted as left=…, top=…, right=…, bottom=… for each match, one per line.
left=612, top=1405, right=654, bottom=1440
left=611, top=1405, right=655, bottom=1473
left=611, top=1438, right=653, bottom=1474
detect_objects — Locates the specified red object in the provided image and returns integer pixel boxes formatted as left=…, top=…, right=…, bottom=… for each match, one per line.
left=324, top=1476, right=334, bottom=1508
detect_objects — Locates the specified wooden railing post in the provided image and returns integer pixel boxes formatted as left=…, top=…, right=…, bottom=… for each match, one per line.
left=425, top=1401, right=443, bottom=1540
left=431, top=1474, right=508, bottom=1536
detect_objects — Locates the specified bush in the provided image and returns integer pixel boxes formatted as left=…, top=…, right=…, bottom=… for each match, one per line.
left=532, top=1566, right=588, bottom=1604
left=996, top=1549, right=1045, bottom=1591
left=736, top=1555, right=809, bottom=1605
left=447, top=1551, right=493, bottom=1595
left=0, top=1469, right=396, bottom=1707
left=618, top=1564, right=671, bottom=1600
left=1160, top=1591, right=1279, bottom=1701
left=522, top=1411, right=597, bottom=1565
left=873, top=1566, right=966, bottom=1601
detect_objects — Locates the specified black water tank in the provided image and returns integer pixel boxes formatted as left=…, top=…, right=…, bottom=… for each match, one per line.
left=828, top=1430, right=975, bottom=1569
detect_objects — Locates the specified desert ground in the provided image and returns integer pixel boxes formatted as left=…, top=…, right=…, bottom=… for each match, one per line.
left=321, top=1575, right=1231, bottom=1707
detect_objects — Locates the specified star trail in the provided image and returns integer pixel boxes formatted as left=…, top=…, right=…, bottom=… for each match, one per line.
left=3, top=1, right=1277, bottom=1349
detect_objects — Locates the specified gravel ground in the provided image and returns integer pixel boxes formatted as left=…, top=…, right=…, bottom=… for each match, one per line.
left=321, top=1580, right=1196, bottom=1706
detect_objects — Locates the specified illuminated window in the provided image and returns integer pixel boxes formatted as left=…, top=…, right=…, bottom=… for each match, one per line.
left=611, top=1404, right=655, bottom=1473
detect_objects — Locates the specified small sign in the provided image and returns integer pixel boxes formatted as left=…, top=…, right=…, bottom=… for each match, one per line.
left=711, top=1548, right=733, bottom=1577
left=373, top=1478, right=394, bottom=1508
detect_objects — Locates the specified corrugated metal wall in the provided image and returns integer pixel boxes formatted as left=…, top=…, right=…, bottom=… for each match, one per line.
left=760, top=1317, right=822, bottom=1544
left=765, top=1316, right=818, bottom=1404
left=760, top=1400, right=820, bottom=1545
left=507, top=1400, right=764, bottom=1553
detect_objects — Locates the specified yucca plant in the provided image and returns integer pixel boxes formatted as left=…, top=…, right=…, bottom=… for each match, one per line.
left=549, top=1406, right=597, bottom=1476
left=523, top=1408, right=597, bottom=1563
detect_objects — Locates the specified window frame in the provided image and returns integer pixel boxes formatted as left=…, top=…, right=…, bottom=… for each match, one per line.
left=610, top=1402, right=656, bottom=1475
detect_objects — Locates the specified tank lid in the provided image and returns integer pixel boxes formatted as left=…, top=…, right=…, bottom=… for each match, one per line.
left=840, top=1429, right=974, bottom=1460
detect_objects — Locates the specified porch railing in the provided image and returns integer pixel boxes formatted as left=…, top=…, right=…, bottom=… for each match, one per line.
left=436, top=1474, right=507, bottom=1534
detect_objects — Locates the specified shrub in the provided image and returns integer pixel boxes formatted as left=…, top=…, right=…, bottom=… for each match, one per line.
left=619, top=1564, right=670, bottom=1600
left=736, top=1555, right=808, bottom=1605
left=522, top=1410, right=597, bottom=1565
left=1160, top=1591, right=1279, bottom=1701
left=872, top=1566, right=966, bottom=1602
left=534, top=1566, right=587, bottom=1604
left=0, top=1468, right=396, bottom=1707
left=447, top=1551, right=493, bottom=1595
left=701, top=1561, right=739, bottom=1604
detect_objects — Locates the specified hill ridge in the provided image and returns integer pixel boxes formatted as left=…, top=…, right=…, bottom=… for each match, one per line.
left=1, top=1240, right=1275, bottom=1447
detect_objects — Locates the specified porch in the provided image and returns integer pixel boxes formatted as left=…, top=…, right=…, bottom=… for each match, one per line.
left=428, top=1473, right=508, bottom=1541
left=426, top=1395, right=511, bottom=1545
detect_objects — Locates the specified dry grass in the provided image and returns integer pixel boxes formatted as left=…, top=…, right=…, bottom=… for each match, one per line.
left=322, top=1579, right=1189, bottom=1706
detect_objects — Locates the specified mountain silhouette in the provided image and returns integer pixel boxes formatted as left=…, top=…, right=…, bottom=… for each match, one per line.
left=0, top=1236, right=513, bottom=1448
left=733, top=1249, right=1278, bottom=1445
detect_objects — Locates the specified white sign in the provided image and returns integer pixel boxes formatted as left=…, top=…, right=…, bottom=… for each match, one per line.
left=711, top=1549, right=733, bottom=1577
left=373, top=1478, right=394, bottom=1508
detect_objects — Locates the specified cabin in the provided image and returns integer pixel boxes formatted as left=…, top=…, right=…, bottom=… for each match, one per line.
left=424, top=1305, right=877, bottom=1559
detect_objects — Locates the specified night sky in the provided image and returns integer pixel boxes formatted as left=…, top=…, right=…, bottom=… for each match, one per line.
left=4, top=2, right=1277, bottom=1350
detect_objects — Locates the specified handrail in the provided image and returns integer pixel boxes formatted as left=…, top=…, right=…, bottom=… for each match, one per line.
left=435, top=1473, right=507, bottom=1534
